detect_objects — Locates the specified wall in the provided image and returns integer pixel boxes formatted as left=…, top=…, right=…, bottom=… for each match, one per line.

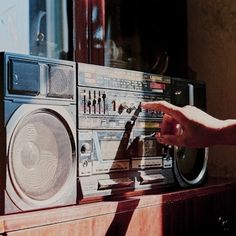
left=0, top=0, right=29, bottom=54
left=188, top=0, right=236, bottom=177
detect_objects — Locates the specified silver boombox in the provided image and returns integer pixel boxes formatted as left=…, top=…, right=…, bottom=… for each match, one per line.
left=0, top=52, right=208, bottom=215
left=77, top=63, right=208, bottom=201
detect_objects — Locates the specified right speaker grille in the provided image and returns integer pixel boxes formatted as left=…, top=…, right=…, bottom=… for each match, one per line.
left=172, top=78, right=208, bottom=187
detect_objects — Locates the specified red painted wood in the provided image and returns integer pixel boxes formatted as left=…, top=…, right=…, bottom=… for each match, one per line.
left=89, top=0, right=105, bottom=65
left=74, top=0, right=90, bottom=62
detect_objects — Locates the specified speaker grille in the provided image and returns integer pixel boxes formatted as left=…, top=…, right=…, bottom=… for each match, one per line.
left=48, top=65, right=74, bottom=99
left=9, top=110, right=74, bottom=201
left=175, top=147, right=207, bottom=184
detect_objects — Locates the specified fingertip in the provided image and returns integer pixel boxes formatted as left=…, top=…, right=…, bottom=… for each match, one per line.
left=140, top=102, right=148, bottom=108
left=140, top=101, right=160, bottom=110
left=156, top=133, right=164, bottom=144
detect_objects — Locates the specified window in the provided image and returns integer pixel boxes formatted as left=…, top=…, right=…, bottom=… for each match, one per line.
left=0, top=0, right=73, bottom=60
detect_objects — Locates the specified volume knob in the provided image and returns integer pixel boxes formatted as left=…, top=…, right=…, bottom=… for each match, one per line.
left=81, top=143, right=90, bottom=154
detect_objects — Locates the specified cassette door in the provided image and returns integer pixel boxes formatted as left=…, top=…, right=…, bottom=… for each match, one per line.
left=0, top=52, right=77, bottom=214
left=171, top=78, right=208, bottom=187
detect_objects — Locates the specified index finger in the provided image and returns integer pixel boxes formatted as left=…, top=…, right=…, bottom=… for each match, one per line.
left=141, top=101, right=184, bottom=123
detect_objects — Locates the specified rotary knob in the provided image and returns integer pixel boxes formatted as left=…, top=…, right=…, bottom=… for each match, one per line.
left=80, top=143, right=90, bottom=154
left=126, top=106, right=136, bottom=113
left=126, top=107, right=132, bottom=113
left=118, top=103, right=128, bottom=114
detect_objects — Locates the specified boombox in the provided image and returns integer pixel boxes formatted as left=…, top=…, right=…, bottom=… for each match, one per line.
left=0, top=52, right=77, bottom=214
left=0, top=52, right=208, bottom=214
left=77, top=63, right=208, bottom=202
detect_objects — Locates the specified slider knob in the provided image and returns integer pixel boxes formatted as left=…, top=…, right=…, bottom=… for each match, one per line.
left=87, top=100, right=91, bottom=107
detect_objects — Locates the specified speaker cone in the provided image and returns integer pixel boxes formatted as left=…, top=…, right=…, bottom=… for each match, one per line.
left=174, top=147, right=208, bottom=187
left=8, top=109, right=75, bottom=203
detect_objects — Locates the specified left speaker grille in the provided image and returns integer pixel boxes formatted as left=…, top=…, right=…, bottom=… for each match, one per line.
left=9, top=110, right=74, bottom=201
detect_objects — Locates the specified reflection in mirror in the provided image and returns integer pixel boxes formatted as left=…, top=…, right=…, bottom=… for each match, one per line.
left=30, top=0, right=73, bottom=60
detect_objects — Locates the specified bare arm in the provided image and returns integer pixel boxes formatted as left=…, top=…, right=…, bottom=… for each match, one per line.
left=141, top=101, right=236, bottom=148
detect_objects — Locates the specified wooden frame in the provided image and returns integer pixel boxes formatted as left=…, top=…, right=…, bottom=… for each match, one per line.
left=74, top=0, right=105, bottom=64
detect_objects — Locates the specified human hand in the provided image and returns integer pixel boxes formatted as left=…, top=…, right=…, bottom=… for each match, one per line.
left=141, top=101, right=225, bottom=148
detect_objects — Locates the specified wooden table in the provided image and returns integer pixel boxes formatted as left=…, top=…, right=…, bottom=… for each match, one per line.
left=0, top=178, right=236, bottom=236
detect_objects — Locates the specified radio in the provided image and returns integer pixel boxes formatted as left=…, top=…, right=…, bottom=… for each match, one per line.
left=0, top=52, right=208, bottom=214
left=77, top=63, right=208, bottom=201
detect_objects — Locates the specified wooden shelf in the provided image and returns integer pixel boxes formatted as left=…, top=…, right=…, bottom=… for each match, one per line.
left=1, top=178, right=236, bottom=236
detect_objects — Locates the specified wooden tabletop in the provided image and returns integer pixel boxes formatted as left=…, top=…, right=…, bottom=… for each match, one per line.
left=0, top=177, right=236, bottom=234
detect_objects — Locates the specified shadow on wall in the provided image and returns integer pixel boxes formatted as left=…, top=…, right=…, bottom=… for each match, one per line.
left=188, top=0, right=236, bottom=178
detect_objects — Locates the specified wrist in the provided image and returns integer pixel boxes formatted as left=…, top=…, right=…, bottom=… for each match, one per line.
left=215, top=119, right=236, bottom=145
